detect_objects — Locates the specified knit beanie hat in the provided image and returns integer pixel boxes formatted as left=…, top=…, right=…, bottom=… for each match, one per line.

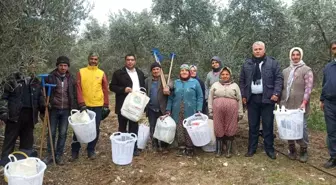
left=56, top=56, right=70, bottom=66
left=150, top=62, right=161, bottom=70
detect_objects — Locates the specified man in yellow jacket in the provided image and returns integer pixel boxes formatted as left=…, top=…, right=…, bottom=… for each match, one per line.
left=70, top=52, right=109, bottom=161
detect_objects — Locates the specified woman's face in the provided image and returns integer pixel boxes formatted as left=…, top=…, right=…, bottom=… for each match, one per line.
left=211, top=60, right=220, bottom=69
left=190, top=67, right=197, bottom=78
left=291, top=50, right=301, bottom=63
left=220, top=70, right=231, bottom=81
left=180, top=69, right=190, bottom=79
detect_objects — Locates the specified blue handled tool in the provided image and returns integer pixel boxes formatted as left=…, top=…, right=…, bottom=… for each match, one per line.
left=151, top=48, right=167, bottom=87
left=38, top=74, right=57, bottom=165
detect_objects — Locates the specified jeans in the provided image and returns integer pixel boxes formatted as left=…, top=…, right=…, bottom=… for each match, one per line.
left=247, top=94, right=275, bottom=153
left=47, top=109, right=70, bottom=157
left=71, top=107, right=102, bottom=155
left=324, top=100, right=336, bottom=158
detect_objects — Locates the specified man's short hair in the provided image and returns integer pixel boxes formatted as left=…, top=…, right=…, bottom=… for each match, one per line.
left=330, top=40, right=336, bottom=49
left=88, top=52, right=99, bottom=60
left=252, top=41, right=265, bottom=48
left=125, top=53, right=136, bottom=60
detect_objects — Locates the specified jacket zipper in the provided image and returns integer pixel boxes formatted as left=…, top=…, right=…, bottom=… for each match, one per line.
left=61, top=80, right=64, bottom=109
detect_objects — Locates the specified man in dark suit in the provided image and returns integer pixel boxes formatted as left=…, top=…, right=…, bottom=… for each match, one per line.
left=110, top=54, right=145, bottom=156
left=239, top=41, right=283, bottom=159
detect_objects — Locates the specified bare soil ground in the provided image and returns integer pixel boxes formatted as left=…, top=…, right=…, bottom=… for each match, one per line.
left=1, top=97, right=336, bottom=185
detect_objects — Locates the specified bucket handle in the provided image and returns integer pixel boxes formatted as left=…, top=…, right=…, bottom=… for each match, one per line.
left=130, top=133, right=137, bottom=141
left=112, top=132, right=122, bottom=137
left=70, top=109, right=79, bottom=115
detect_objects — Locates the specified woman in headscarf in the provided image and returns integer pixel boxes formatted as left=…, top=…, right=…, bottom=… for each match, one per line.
left=280, top=47, right=313, bottom=163
left=205, top=56, right=223, bottom=109
left=165, top=64, right=203, bottom=157
left=190, top=65, right=206, bottom=114
left=208, top=67, right=243, bottom=158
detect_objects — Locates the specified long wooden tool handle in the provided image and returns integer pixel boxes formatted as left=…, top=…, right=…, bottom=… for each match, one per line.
left=46, top=108, right=56, bottom=165
left=167, top=57, right=174, bottom=86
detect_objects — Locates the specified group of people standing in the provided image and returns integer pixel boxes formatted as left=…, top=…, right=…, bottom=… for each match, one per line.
left=0, top=40, right=336, bottom=170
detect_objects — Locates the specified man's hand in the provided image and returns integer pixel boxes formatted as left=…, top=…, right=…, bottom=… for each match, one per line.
left=125, top=87, right=132, bottom=93
left=300, top=103, right=306, bottom=110
left=320, top=101, right=324, bottom=111
left=270, top=95, right=278, bottom=102
left=80, top=106, right=87, bottom=112
left=242, top=98, right=247, bottom=105
left=163, top=86, right=170, bottom=95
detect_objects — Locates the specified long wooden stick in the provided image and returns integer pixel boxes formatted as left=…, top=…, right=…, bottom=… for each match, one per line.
left=167, top=55, right=175, bottom=86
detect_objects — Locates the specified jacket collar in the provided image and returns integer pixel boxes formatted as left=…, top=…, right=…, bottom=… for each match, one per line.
left=87, top=65, right=99, bottom=70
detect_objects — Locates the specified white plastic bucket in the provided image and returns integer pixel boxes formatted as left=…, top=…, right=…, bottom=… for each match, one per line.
left=68, top=110, right=97, bottom=143
left=137, top=124, right=150, bottom=149
left=183, top=113, right=211, bottom=147
left=274, top=105, right=305, bottom=140
left=110, top=132, right=137, bottom=165
left=4, top=155, right=47, bottom=185
left=153, top=116, right=176, bottom=144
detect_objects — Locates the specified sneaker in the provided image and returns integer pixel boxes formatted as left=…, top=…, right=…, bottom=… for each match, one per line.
left=69, top=152, right=79, bottom=162
left=88, top=152, right=97, bottom=160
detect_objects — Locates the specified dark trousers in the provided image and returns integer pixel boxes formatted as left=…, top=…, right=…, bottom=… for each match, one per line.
left=118, top=114, right=138, bottom=151
left=247, top=94, right=275, bottom=153
left=71, top=107, right=102, bottom=155
left=324, top=100, right=336, bottom=158
left=0, top=108, right=34, bottom=166
left=148, top=109, right=168, bottom=148
left=47, top=109, right=70, bottom=157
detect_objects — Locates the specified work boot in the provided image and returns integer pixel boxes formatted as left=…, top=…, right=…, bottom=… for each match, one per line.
left=299, top=147, right=308, bottom=163
left=324, top=158, right=336, bottom=169
left=88, top=152, right=97, bottom=160
left=288, top=144, right=297, bottom=160
left=69, top=151, right=79, bottom=162
left=226, top=137, right=233, bottom=158
left=215, top=138, right=223, bottom=157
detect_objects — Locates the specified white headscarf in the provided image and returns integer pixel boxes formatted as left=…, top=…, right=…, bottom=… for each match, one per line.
left=286, top=47, right=306, bottom=101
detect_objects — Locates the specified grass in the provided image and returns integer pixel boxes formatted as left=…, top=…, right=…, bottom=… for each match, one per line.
left=307, top=88, right=326, bottom=131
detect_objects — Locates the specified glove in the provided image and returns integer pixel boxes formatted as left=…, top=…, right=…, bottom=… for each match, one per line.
left=101, top=106, right=111, bottom=120
left=80, top=106, right=87, bottom=112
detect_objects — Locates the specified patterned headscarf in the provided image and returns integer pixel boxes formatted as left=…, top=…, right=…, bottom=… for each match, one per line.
left=180, top=64, right=190, bottom=70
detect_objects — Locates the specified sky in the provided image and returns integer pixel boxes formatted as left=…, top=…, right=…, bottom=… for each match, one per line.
left=81, top=0, right=292, bottom=30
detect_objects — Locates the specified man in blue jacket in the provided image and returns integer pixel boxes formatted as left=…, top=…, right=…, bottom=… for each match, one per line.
left=321, top=40, right=336, bottom=168
left=239, top=41, right=283, bottom=159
